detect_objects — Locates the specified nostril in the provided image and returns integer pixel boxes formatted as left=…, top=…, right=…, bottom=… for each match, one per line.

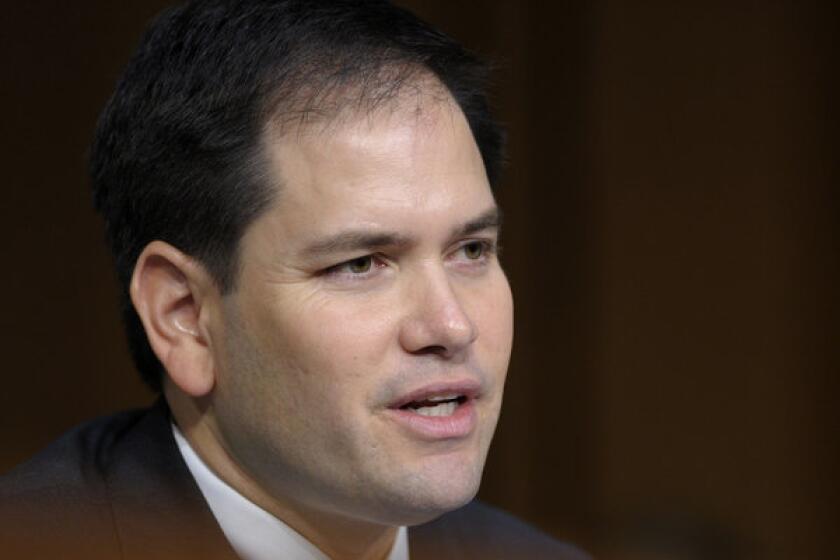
left=414, top=344, right=447, bottom=356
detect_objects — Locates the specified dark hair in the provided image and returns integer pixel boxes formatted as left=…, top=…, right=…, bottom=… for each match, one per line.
left=90, top=0, right=505, bottom=392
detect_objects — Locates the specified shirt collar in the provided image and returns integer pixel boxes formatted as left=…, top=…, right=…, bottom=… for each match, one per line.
left=172, top=423, right=409, bottom=560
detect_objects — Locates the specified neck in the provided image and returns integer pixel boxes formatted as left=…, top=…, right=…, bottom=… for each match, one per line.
left=165, top=387, right=398, bottom=560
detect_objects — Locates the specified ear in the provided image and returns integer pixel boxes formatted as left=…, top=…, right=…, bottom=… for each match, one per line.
left=130, top=241, right=218, bottom=397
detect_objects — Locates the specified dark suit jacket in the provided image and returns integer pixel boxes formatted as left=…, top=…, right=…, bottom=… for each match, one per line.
left=1, top=400, right=587, bottom=559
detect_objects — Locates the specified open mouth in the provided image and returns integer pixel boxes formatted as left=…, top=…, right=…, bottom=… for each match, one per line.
left=399, top=394, right=469, bottom=417
left=386, top=383, right=480, bottom=440
left=387, top=379, right=482, bottom=441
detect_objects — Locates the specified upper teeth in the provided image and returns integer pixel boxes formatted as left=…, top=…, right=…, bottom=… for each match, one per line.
left=427, top=394, right=459, bottom=403
left=415, top=401, right=458, bottom=417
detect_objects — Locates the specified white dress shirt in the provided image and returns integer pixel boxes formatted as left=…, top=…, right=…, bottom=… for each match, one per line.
left=172, top=424, right=409, bottom=560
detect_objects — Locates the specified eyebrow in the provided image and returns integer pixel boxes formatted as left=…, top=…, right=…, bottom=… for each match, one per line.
left=302, top=231, right=412, bottom=258
left=301, top=205, right=502, bottom=258
left=453, top=206, right=503, bottom=239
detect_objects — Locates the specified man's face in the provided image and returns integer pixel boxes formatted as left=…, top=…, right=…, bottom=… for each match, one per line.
left=205, top=95, right=513, bottom=526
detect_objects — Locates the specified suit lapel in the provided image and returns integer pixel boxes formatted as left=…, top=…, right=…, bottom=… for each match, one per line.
left=102, top=399, right=239, bottom=560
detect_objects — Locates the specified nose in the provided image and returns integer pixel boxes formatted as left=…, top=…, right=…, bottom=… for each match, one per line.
left=398, top=267, right=478, bottom=359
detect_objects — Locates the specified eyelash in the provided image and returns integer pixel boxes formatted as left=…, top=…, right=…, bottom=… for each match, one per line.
left=323, top=255, right=386, bottom=278
left=322, top=239, right=498, bottom=281
left=455, top=239, right=498, bottom=262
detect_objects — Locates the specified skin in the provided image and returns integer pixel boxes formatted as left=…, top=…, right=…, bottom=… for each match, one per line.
left=133, top=90, right=514, bottom=560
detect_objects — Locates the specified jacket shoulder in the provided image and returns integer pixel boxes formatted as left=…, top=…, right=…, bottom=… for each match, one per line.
left=410, top=500, right=590, bottom=559
left=0, top=407, right=153, bottom=558
left=1, top=407, right=150, bottom=495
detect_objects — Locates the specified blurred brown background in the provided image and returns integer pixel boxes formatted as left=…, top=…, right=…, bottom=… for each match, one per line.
left=1, top=2, right=836, bottom=559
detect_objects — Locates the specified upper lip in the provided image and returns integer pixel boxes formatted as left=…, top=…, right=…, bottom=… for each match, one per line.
left=387, top=379, right=482, bottom=409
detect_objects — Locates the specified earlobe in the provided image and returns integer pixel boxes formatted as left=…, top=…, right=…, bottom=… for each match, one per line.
left=130, top=241, right=216, bottom=397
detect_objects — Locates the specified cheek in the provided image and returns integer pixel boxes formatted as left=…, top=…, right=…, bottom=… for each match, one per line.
left=251, top=292, right=400, bottom=407
left=298, top=297, right=396, bottom=359
left=471, top=274, right=514, bottom=368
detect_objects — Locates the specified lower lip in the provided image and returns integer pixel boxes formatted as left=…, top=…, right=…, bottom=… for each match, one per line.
left=385, top=400, right=477, bottom=441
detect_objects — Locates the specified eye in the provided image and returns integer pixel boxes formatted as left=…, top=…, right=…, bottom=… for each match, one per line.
left=322, top=254, right=385, bottom=281
left=457, top=239, right=497, bottom=261
left=346, top=256, right=373, bottom=274
left=463, top=241, right=485, bottom=260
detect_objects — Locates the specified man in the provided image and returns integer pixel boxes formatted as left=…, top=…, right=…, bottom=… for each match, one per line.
left=1, top=1, right=587, bottom=559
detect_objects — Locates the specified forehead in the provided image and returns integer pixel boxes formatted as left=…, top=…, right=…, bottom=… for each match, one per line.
left=256, top=90, right=492, bottom=240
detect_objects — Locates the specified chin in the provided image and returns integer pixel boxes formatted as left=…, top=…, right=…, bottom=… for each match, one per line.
left=380, top=492, right=478, bottom=527
left=410, top=490, right=478, bottom=525
left=370, top=459, right=485, bottom=526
